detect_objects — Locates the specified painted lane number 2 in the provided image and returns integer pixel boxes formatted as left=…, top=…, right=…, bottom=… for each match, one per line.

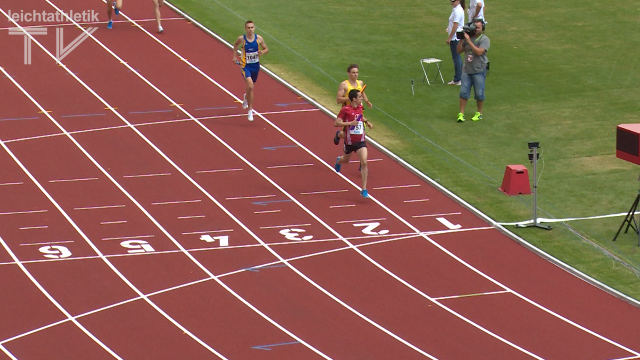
left=352, top=222, right=389, bottom=235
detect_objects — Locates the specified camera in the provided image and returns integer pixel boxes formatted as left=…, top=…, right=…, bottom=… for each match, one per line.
left=456, top=20, right=482, bottom=39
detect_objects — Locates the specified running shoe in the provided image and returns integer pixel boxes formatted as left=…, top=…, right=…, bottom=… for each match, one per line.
left=361, top=189, right=369, bottom=198
left=334, top=156, right=341, bottom=173
left=107, top=20, right=113, bottom=29
left=242, top=93, right=248, bottom=109
left=471, top=112, right=483, bottom=121
left=248, top=109, right=253, bottom=121
left=158, top=25, right=164, bottom=34
left=113, top=2, right=119, bottom=15
left=447, top=80, right=461, bottom=86
left=457, top=113, right=465, bottom=122
left=333, top=130, right=340, bottom=145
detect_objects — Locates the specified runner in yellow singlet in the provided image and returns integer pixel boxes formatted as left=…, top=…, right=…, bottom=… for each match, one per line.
left=334, top=64, right=372, bottom=145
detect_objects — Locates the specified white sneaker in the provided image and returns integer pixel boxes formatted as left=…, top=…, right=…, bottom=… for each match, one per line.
left=248, top=109, right=253, bottom=121
left=447, top=80, right=461, bottom=85
left=242, top=93, right=248, bottom=109
left=158, top=25, right=164, bottom=33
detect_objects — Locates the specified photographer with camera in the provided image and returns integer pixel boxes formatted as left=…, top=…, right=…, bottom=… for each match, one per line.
left=456, top=18, right=490, bottom=122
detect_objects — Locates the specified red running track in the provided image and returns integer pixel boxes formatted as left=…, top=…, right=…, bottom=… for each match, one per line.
left=1, top=0, right=640, bottom=359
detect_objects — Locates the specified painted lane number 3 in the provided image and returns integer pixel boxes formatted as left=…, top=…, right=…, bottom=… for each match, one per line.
left=279, top=228, right=313, bottom=241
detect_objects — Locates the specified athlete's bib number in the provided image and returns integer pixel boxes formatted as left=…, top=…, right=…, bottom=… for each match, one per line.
left=246, top=51, right=259, bottom=64
left=350, top=121, right=364, bottom=135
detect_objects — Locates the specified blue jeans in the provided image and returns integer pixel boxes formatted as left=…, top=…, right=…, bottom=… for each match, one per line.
left=460, top=69, right=487, bottom=101
left=449, top=40, right=462, bottom=82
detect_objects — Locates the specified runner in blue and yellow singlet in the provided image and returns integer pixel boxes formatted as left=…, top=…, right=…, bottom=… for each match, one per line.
left=232, top=20, right=269, bottom=121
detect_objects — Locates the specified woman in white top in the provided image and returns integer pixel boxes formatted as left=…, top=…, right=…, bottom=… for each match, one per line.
left=468, top=0, right=485, bottom=22
left=446, top=0, right=465, bottom=85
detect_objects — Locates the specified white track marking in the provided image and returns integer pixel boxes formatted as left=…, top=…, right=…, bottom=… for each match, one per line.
left=19, top=225, right=48, bottom=230
left=254, top=210, right=281, bottom=214
left=336, top=218, right=387, bottom=224
left=0, top=344, right=18, bottom=359
left=177, top=215, right=206, bottom=219
left=48, top=177, right=98, bottom=183
left=372, top=184, right=421, bottom=190
left=0, top=236, right=124, bottom=359
left=20, top=240, right=74, bottom=246
left=225, top=194, right=275, bottom=200
left=329, top=204, right=356, bottom=208
left=259, top=224, right=312, bottom=229
left=196, top=168, right=243, bottom=173
left=181, top=229, right=233, bottom=235
left=74, top=205, right=126, bottom=210
left=0, top=209, right=48, bottom=215
left=0, top=181, right=23, bottom=186
left=300, top=189, right=349, bottom=195
left=150, top=199, right=201, bottom=205
left=433, top=290, right=511, bottom=301
left=122, top=173, right=171, bottom=178
left=101, top=235, right=155, bottom=241
left=146, top=6, right=640, bottom=357
left=266, top=163, right=314, bottom=169
left=404, top=199, right=429, bottom=203
left=412, top=212, right=462, bottom=218
left=100, top=220, right=128, bottom=225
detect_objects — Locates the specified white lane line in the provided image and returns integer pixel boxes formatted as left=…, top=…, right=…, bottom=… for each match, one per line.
left=74, top=205, right=126, bottom=210
left=260, top=224, right=311, bottom=229
left=0, top=209, right=48, bottom=215
left=336, top=218, right=387, bottom=224
left=100, top=220, right=128, bottom=225
left=330, top=204, right=356, bottom=209
left=412, top=212, right=462, bottom=218
left=372, top=184, right=421, bottom=190
left=266, top=163, right=314, bottom=169
left=0, top=344, right=17, bottom=360
left=48, top=177, right=99, bottom=183
left=20, top=240, right=75, bottom=246
left=432, top=290, right=511, bottom=301
left=0, top=181, right=23, bottom=186
left=404, top=199, right=429, bottom=203
left=181, top=229, right=233, bottom=235
left=101, top=235, right=155, bottom=241
left=300, top=189, right=349, bottom=195
left=254, top=210, right=281, bottom=214
left=196, top=168, right=243, bottom=173
left=0, top=17, right=185, bottom=31
left=226, top=194, right=275, bottom=200
left=151, top=199, right=201, bottom=205
left=122, top=173, right=171, bottom=178
left=19, top=226, right=48, bottom=230
left=178, top=215, right=206, bottom=219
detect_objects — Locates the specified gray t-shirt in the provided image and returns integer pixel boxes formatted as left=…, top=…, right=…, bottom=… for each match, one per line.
left=462, top=34, right=490, bottom=74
